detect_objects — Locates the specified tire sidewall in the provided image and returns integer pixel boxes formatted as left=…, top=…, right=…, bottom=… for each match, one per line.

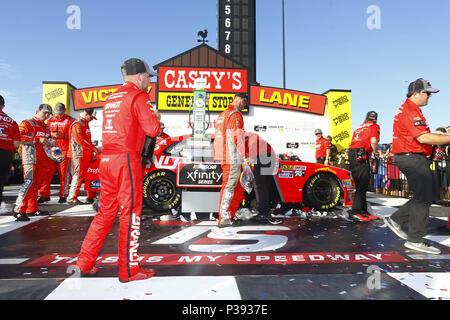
left=304, top=172, right=341, bottom=210
left=143, top=170, right=181, bottom=212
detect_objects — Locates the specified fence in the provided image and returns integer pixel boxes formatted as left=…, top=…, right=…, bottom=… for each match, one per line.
left=368, top=157, right=450, bottom=206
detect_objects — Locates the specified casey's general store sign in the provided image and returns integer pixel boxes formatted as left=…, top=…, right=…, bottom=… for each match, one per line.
left=250, top=85, right=327, bottom=115
left=157, top=66, right=248, bottom=112
left=72, top=83, right=156, bottom=110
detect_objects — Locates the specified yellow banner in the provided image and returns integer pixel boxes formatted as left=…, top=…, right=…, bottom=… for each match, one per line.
left=325, top=90, right=352, bottom=152
left=42, top=82, right=76, bottom=115
left=158, top=92, right=239, bottom=112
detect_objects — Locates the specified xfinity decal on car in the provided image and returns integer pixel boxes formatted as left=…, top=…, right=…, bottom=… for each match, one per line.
left=178, top=163, right=223, bottom=187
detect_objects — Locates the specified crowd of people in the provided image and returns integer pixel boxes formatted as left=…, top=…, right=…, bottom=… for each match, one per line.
left=1, top=69, right=449, bottom=283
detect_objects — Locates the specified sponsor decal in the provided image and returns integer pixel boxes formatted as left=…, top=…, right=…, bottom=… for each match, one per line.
left=254, top=125, right=267, bottom=132
left=89, top=180, right=100, bottom=190
left=342, top=179, right=353, bottom=188
left=314, top=167, right=337, bottom=175
left=178, top=163, right=223, bottom=187
left=281, top=165, right=293, bottom=171
left=25, top=252, right=408, bottom=267
left=250, top=85, right=326, bottom=115
left=294, top=170, right=305, bottom=177
left=72, top=83, right=156, bottom=110
left=279, top=170, right=293, bottom=178
left=129, top=213, right=141, bottom=266
left=286, top=142, right=299, bottom=149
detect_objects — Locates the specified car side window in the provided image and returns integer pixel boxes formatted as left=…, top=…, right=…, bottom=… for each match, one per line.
left=163, top=139, right=216, bottom=162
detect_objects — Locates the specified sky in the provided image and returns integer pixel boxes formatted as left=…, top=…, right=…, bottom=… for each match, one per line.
left=1, top=0, right=449, bottom=144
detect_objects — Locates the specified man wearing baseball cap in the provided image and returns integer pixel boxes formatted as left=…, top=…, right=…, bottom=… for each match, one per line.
left=13, top=104, right=53, bottom=221
left=384, top=78, right=450, bottom=254
left=315, top=128, right=330, bottom=165
left=67, top=108, right=99, bottom=205
left=75, top=58, right=161, bottom=282
left=347, top=111, right=380, bottom=222
left=38, top=103, right=75, bottom=203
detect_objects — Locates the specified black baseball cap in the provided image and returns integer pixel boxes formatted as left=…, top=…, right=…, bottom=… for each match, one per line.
left=38, top=104, right=53, bottom=115
left=0, top=95, right=4, bottom=106
left=55, top=103, right=66, bottom=114
left=121, top=58, right=157, bottom=77
left=366, top=111, right=378, bottom=121
left=407, top=78, right=439, bottom=96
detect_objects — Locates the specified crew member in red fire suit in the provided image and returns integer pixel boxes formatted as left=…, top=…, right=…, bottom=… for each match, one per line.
left=347, top=111, right=380, bottom=222
left=213, top=93, right=249, bottom=228
left=67, top=108, right=99, bottom=205
left=13, top=104, right=53, bottom=221
left=38, top=103, right=75, bottom=203
left=0, top=95, right=20, bottom=213
left=76, top=58, right=161, bottom=282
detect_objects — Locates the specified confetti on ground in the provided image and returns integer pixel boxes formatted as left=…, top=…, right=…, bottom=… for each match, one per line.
left=339, top=291, right=347, bottom=295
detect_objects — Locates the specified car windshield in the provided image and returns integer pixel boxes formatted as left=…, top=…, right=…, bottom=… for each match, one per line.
left=163, top=138, right=216, bottom=162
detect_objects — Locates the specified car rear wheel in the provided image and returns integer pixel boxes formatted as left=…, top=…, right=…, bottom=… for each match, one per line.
left=143, top=170, right=181, bottom=212
left=303, top=172, right=341, bottom=210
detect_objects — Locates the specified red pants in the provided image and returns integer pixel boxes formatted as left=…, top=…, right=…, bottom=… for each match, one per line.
left=218, top=163, right=244, bottom=223
left=14, top=161, right=46, bottom=214
left=38, top=153, right=71, bottom=198
left=67, top=154, right=96, bottom=202
left=77, top=153, right=144, bottom=279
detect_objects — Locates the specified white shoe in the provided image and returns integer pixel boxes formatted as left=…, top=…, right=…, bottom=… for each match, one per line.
left=383, top=216, right=407, bottom=240
left=404, top=241, right=441, bottom=255
left=0, top=202, right=13, bottom=214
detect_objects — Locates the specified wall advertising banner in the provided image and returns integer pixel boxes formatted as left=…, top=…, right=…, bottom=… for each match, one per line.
left=42, top=81, right=76, bottom=114
left=324, top=90, right=352, bottom=152
left=72, top=83, right=156, bottom=110
left=157, top=66, right=248, bottom=112
left=249, top=85, right=327, bottom=115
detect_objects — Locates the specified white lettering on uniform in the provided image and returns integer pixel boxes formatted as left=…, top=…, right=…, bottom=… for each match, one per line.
left=129, top=213, right=141, bottom=266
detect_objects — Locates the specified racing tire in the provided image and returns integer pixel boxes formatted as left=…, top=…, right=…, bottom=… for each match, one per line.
left=143, top=170, right=182, bottom=212
left=303, top=172, right=341, bottom=210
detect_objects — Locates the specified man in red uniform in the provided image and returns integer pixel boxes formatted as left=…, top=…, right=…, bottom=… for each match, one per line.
left=213, top=93, right=249, bottom=228
left=67, top=108, right=99, bottom=205
left=384, top=78, right=450, bottom=254
left=347, top=111, right=380, bottom=222
left=315, top=129, right=330, bottom=165
left=38, top=103, right=75, bottom=203
left=76, top=58, right=161, bottom=282
left=0, top=95, right=20, bottom=214
left=13, top=104, right=53, bottom=221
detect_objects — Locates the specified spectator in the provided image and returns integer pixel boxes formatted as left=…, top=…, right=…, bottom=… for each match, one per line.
left=13, top=104, right=53, bottom=221
left=0, top=95, right=20, bottom=214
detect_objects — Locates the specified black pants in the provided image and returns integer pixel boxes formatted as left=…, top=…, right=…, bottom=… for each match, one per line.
left=0, top=149, right=14, bottom=203
left=348, top=148, right=370, bottom=214
left=390, top=154, right=433, bottom=243
left=317, top=157, right=326, bottom=164
left=252, top=162, right=272, bottom=217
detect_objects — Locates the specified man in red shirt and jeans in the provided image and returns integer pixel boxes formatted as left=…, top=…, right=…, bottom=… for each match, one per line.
left=315, top=129, right=330, bottom=165
left=384, top=78, right=450, bottom=255
left=347, top=111, right=380, bottom=222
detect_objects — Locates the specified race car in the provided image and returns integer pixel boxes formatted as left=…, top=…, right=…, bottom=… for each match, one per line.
left=85, top=134, right=354, bottom=212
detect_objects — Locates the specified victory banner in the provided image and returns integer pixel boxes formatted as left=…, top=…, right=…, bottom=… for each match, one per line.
left=72, top=83, right=156, bottom=110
